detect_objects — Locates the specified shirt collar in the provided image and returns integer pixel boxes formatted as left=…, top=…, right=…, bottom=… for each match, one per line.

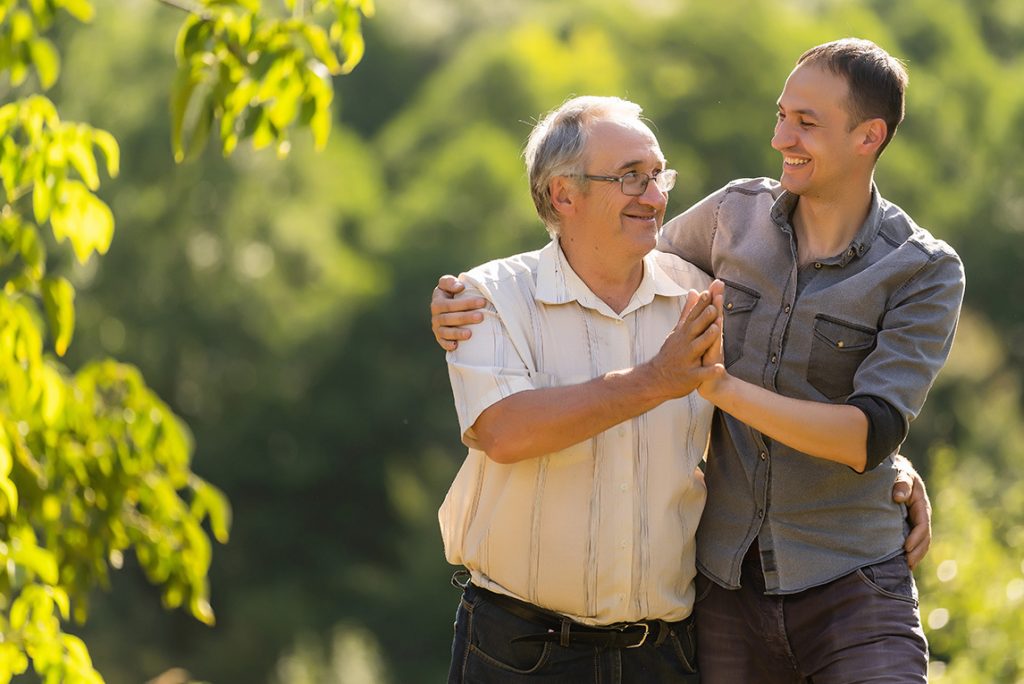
left=535, top=239, right=687, bottom=318
left=770, top=184, right=884, bottom=266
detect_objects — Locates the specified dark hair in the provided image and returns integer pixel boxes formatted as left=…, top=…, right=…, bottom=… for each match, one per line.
left=798, top=38, right=908, bottom=156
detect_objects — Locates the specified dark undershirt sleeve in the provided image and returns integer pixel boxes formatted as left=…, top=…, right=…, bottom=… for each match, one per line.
left=847, top=394, right=907, bottom=471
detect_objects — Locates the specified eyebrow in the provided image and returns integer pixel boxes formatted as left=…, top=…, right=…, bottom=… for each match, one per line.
left=613, top=158, right=666, bottom=172
left=777, top=102, right=821, bottom=119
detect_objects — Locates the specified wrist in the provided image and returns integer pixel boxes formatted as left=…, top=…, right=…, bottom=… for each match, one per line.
left=631, top=361, right=677, bottom=405
left=698, top=366, right=730, bottom=404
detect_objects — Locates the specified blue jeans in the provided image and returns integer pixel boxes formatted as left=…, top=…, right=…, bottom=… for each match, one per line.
left=694, top=549, right=928, bottom=683
left=448, top=583, right=700, bottom=683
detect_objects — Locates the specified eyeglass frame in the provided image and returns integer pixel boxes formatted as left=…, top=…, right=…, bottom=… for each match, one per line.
left=576, top=169, right=677, bottom=196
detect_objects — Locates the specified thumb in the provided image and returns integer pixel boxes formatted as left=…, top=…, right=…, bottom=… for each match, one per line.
left=892, top=469, right=913, bottom=502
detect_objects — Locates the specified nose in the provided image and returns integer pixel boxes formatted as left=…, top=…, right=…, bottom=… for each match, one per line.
left=638, top=176, right=669, bottom=209
left=771, top=119, right=793, bottom=151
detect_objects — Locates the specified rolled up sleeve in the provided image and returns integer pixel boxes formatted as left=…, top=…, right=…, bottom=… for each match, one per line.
left=446, top=285, right=534, bottom=446
left=852, top=251, right=965, bottom=425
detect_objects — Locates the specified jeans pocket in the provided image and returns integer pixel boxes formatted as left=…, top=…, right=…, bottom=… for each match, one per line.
left=722, top=281, right=759, bottom=369
left=807, top=315, right=876, bottom=399
left=668, top=621, right=699, bottom=675
left=855, top=554, right=919, bottom=606
left=466, top=599, right=553, bottom=675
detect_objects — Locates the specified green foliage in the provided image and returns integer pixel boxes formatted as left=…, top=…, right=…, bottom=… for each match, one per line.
left=169, top=0, right=374, bottom=160
left=3, top=0, right=387, bottom=679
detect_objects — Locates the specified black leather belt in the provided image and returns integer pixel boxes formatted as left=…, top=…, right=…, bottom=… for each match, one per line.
left=470, top=583, right=677, bottom=649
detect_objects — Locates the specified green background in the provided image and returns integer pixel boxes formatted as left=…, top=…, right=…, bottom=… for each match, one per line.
left=40, top=0, right=1024, bottom=681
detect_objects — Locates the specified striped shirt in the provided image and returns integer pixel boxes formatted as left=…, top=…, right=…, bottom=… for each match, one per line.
left=439, top=239, right=713, bottom=625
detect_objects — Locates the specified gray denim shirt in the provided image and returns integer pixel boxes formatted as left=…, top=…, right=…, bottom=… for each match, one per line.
left=659, top=178, right=965, bottom=593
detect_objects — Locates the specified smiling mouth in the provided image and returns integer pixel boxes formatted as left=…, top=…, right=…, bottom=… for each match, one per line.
left=784, top=156, right=810, bottom=166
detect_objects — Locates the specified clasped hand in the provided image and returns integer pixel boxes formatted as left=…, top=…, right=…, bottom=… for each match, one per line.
left=645, top=279, right=728, bottom=401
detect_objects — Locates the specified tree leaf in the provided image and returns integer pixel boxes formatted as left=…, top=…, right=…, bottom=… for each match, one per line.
left=170, top=69, right=198, bottom=163
left=28, top=38, right=60, bottom=89
left=59, top=0, right=95, bottom=23
left=10, top=10, right=34, bottom=43
left=41, top=276, right=75, bottom=356
left=32, top=170, right=52, bottom=224
left=52, top=182, right=114, bottom=262
left=90, top=128, right=119, bottom=178
left=18, top=222, right=46, bottom=279
left=0, top=477, right=16, bottom=515
left=310, top=101, right=331, bottom=150
left=183, top=92, right=215, bottom=162
left=197, top=480, right=232, bottom=544
left=174, top=14, right=208, bottom=64
left=301, top=24, right=341, bottom=74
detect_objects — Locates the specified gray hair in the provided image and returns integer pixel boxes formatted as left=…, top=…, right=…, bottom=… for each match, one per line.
left=524, top=96, right=645, bottom=237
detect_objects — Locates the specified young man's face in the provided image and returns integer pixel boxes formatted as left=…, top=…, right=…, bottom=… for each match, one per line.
left=567, top=118, right=669, bottom=259
left=771, top=63, right=867, bottom=199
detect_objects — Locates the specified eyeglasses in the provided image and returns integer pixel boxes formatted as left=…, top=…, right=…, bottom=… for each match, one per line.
left=579, top=169, right=677, bottom=196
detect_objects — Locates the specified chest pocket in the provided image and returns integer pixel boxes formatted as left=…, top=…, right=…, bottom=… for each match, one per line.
left=808, top=315, right=877, bottom=400
left=722, top=281, right=760, bottom=369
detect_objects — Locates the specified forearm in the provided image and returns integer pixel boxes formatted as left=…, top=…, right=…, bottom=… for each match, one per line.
left=472, top=364, right=674, bottom=464
left=704, top=375, right=868, bottom=471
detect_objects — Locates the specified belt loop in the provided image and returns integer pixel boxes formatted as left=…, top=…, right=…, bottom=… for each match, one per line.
left=654, top=620, right=669, bottom=647
left=559, top=619, right=571, bottom=648
left=450, top=569, right=471, bottom=590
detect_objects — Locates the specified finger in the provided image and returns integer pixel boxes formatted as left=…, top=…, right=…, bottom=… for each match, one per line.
left=679, top=290, right=702, bottom=324
left=891, top=469, right=913, bottom=503
left=904, top=526, right=930, bottom=569
left=691, top=364, right=724, bottom=386
left=437, top=275, right=464, bottom=294
left=683, top=302, right=719, bottom=340
left=438, top=325, right=473, bottom=342
left=437, top=311, right=485, bottom=328
left=431, top=295, right=487, bottom=316
left=690, top=322, right=720, bottom=356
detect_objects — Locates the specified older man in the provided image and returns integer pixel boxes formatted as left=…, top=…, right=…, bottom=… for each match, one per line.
left=440, top=96, right=720, bottom=682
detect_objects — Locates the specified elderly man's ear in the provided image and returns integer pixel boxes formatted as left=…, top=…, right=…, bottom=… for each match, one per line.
left=550, top=177, right=578, bottom=219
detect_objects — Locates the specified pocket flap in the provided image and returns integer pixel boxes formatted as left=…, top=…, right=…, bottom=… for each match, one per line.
left=723, top=281, right=760, bottom=314
left=813, top=315, right=876, bottom=351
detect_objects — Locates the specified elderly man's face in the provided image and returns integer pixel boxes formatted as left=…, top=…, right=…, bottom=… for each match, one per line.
left=568, top=118, right=669, bottom=260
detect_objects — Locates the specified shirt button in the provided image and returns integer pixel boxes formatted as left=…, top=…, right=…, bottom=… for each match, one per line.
left=726, top=302, right=734, bottom=310
left=848, top=248, right=855, bottom=256
left=784, top=305, right=791, bottom=313
left=770, top=355, right=777, bottom=364
left=837, top=341, right=845, bottom=348
left=757, top=509, right=765, bottom=518
left=760, top=451, right=767, bottom=461
left=620, top=483, right=628, bottom=492
left=814, top=262, right=822, bottom=270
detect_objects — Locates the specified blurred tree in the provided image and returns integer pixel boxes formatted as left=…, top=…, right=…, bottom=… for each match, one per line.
left=0, top=0, right=372, bottom=681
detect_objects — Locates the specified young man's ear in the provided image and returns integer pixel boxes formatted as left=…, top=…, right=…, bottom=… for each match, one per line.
left=857, top=118, right=888, bottom=157
left=550, top=176, right=578, bottom=219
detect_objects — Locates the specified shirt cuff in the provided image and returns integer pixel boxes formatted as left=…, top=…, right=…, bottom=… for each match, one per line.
left=847, top=394, right=907, bottom=471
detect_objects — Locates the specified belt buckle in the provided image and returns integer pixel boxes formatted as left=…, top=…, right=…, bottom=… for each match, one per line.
left=622, top=622, right=649, bottom=648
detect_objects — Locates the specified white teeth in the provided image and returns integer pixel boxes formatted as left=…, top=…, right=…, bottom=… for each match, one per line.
left=785, top=157, right=810, bottom=166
